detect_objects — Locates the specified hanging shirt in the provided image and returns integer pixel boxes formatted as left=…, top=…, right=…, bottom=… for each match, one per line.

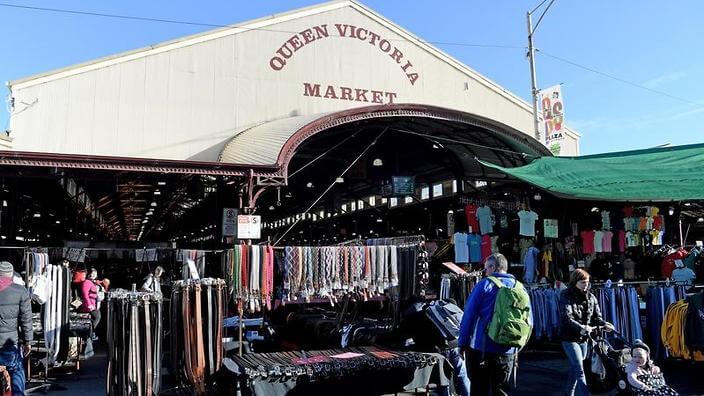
left=618, top=230, right=626, bottom=252
left=464, top=204, right=480, bottom=233
left=601, top=210, right=611, bottom=230
left=581, top=230, right=595, bottom=254
left=476, top=205, right=494, bottom=235
left=623, top=206, right=634, bottom=217
left=468, top=234, right=482, bottom=263
left=594, top=231, right=604, bottom=253
left=626, top=231, right=637, bottom=247
left=672, top=267, right=696, bottom=285
left=480, top=235, right=492, bottom=261
left=518, top=210, right=539, bottom=237
left=523, top=246, right=540, bottom=283
left=453, top=232, right=469, bottom=263
left=490, top=235, right=500, bottom=253
left=602, top=231, right=613, bottom=252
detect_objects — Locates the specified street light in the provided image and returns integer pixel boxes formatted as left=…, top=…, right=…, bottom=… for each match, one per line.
left=527, top=0, right=558, bottom=142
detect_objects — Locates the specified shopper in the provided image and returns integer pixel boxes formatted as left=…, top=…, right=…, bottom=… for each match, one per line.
left=459, top=253, right=531, bottom=396
left=625, top=340, right=678, bottom=395
left=140, top=266, right=164, bottom=295
left=559, top=269, right=614, bottom=396
left=0, top=261, right=33, bottom=396
left=80, top=268, right=101, bottom=341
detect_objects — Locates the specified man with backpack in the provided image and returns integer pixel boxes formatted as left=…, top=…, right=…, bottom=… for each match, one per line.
left=459, top=253, right=532, bottom=396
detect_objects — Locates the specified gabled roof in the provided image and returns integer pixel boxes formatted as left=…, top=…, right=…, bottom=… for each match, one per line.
left=9, top=1, right=579, bottom=140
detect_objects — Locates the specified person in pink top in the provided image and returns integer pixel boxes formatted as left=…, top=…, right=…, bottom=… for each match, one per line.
left=80, top=268, right=101, bottom=341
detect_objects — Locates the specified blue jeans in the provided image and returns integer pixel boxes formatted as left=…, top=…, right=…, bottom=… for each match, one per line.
left=439, top=347, right=470, bottom=396
left=0, top=345, right=25, bottom=396
left=561, top=341, right=588, bottom=396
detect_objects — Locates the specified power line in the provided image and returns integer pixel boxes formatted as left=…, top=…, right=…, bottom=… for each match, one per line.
left=0, top=2, right=524, bottom=50
left=537, top=49, right=704, bottom=108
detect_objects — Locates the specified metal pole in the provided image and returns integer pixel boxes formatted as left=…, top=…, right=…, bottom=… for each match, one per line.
left=527, top=11, right=541, bottom=142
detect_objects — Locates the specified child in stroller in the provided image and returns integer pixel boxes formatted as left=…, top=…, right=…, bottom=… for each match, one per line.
left=623, top=340, right=678, bottom=396
left=587, top=330, right=678, bottom=395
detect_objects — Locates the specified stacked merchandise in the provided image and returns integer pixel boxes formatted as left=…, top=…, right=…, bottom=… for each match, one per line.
left=224, top=346, right=444, bottom=395
left=106, top=289, right=163, bottom=396
left=592, top=286, right=643, bottom=343
left=527, top=286, right=561, bottom=341
left=221, top=245, right=275, bottom=312
left=661, top=292, right=704, bottom=361
left=170, top=278, right=226, bottom=395
left=644, top=285, right=687, bottom=359
left=26, top=253, right=72, bottom=364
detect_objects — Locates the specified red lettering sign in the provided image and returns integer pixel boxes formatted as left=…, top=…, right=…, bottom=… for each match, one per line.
left=302, top=82, right=397, bottom=104
left=269, top=23, right=419, bottom=85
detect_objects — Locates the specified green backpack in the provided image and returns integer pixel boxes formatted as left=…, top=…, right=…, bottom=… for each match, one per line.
left=485, top=276, right=532, bottom=348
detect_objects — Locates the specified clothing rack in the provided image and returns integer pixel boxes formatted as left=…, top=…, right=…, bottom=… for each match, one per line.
left=366, top=234, right=425, bottom=246
left=106, top=289, right=163, bottom=396
left=170, top=278, right=226, bottom=395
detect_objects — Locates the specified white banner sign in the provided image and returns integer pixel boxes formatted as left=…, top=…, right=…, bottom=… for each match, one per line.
left=237, top=215, right=261, bottom=239
left=540, top=84, right=565, bottom=150
left=222, top=208, right=237, bottom=237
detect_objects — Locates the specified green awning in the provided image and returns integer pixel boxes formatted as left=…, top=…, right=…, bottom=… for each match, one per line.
left=479, top=143, right=704, bottom=202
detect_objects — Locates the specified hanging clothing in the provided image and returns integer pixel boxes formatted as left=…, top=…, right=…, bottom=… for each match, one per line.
left=464, top=204, right=480, bottom=233
left=518, top=210, right=539, bottom=237
left=580, top=230, right=595, bottom=254
left=523, top=246, right=540, bottom=283
left=476, top=205, right=494, bottom=235
left=467, top=234, right=482, bottom=263
left=453, top=233, right=469, bottom=264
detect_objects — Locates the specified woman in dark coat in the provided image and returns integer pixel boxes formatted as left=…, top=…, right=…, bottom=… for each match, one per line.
left=559, top=269, right=614, bottom=396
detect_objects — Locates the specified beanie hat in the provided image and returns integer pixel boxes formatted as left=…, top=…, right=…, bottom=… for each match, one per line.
left=0, top=261, right=14, bottom=277
left=632, top=339, right=650, bottom=355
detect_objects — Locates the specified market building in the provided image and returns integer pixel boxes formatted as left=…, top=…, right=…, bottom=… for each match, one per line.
left=1, top=1, right=702, bottom=395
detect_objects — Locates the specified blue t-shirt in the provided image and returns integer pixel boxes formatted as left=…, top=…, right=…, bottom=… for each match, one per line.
left=454, top=232, right=469, bottom=263
left=476, top=205, right=494, bottom=235
left=518, top=210, right=539, bottom=237
left=468, top=234, right=482, bottom=263
left=523, top=246, right=540, bottom=283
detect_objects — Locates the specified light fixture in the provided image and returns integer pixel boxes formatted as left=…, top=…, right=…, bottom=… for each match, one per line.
left=376, top=218, right=383, bottom=223
left=55, top=220, right=60, bottom=224
left=306, top=182, right=314, bottom=188
left=151, top=202, right=157, bottom=207
left=269, top=205, right=275, bottom=211
left=226, top=180, right=236, bottom=185
left=533, top=193, right=542, bottom=201
left=684, top=202, right=692, bottom=206
left=372, top=158, right=383, bottom=167
left=590, top=207, right=599, bottom=213
left=0, top=236, right=5, bottom=240
left=158, top=181, right=167, bottom=186
left=33, top=213, right=41, bottom=218
left=1, top=200, right=6, bottom=207
left=154, top=190, right=161, bottom=195
left=335, top=177, right=344, bottom=183
left=668, top=206, right=675, bottom=216
left=15, top=236, right=24, bottom=241
left=698, top=218, right=704, bottom=223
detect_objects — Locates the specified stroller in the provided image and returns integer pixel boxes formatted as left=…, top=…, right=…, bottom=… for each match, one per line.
left=585, top=327, right=635, bottom=395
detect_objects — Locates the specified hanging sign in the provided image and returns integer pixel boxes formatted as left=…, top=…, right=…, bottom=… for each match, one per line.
left=237, top=215, right=262, bottom=239
left=544, top=219, right=559, bottom=239
left=540, top=84, right=565, bottom=154
left=222, top=208, right=238, bottom=237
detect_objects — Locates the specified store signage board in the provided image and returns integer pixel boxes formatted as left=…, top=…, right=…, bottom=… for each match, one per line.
left=222, top=208, right=238, bottom=237
left=238, top=215, right=262, bottom=240
left=382, top=176, right=415, bottom=197
left=541, top=84, right=565, bottom=155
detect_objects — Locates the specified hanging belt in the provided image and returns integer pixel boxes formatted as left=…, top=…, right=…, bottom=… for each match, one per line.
left=144, top=299, right=152, bottom=396
left=207, top=284, right=215, bottom=375
left=193, top=284, right=206, bottom=394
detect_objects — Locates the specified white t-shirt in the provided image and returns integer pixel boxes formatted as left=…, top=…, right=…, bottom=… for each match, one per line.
left=518, top=210, right=539, bottom=237
left=594, top=231, right=604, bottom=253
left=601, top=210, right=611, bottom=230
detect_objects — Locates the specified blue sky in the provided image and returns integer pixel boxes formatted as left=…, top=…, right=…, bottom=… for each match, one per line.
left=2, top=0, right=703, bottom=155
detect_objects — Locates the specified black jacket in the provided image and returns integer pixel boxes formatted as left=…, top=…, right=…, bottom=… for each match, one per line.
left=559, top=286, right=605, bottom=342
left=685, top=291, right=704, bottom=351
left=0, top=279, right=33, bottom=348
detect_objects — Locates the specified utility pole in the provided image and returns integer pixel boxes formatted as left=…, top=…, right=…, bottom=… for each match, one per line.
left=527, top=12, right=541, bottom=142
left=527, top=0, right=557, bottom=144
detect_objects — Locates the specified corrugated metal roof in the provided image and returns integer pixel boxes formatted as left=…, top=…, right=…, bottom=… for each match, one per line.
left=217, top=104, right=552, bottom=173
left=218, top=112, right=333, bottom=166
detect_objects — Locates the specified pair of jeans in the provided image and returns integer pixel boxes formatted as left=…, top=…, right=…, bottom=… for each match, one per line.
left=0, top=345, right=26, bottom=396
left=439, top=347, right=470, bottom=396
left=90, top=309, right=101, bottom=338
left=466, top=348, right=514, bottom=396
left=561, top=341, right=588, bottom=396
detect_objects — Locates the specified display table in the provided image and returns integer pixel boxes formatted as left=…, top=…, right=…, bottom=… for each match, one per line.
left=221, top=346, right=450, bottom=396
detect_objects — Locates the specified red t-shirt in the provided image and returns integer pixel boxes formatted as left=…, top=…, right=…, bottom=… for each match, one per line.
left=662, top=249, right=688, bottom=278
left=653, top=216, right=663, bottom=231
left=623, top=206, right=634, bottom=217
left=480, top=235, right=492, bottom=261
left=580, top=230, right=595, bottom=254
left=465, top=204, right=480, bottom=233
